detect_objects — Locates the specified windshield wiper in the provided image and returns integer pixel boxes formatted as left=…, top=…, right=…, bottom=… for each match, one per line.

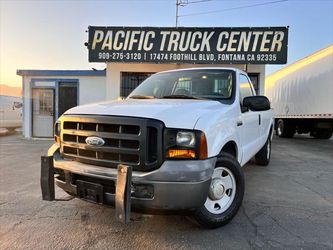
left=160, top=95, right=202, bottom=100
left=129, top=95, right=155, bottom=99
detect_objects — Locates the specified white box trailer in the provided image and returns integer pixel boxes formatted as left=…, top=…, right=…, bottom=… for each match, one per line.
left=0, top=95, right=22, bottom=131
left=265, top=45, right=333, bottom=139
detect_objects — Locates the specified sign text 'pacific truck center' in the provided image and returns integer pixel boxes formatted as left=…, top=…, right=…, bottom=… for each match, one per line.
left=88, top=26, right=288, bottom=64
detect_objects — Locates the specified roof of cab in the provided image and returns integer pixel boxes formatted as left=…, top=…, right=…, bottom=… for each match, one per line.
left=155, top=67, right=242, bottom=75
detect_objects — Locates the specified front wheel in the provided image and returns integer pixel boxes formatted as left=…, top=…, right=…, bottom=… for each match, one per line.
left=193, top=153, right=244, bottom=228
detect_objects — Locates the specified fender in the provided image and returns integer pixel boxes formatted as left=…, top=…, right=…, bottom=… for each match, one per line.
left=265, top=114, right=275, bottom=141
left=194, top=103, right=242, bottom=163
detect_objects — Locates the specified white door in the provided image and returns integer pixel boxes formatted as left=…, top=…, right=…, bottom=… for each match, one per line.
left=259, top=110, right=272, bottom=144
left=238, top=74, right=260, bottom=165
left=240, top=110, right=260, bottom=164
left=32, top=88, right=54, bottom=137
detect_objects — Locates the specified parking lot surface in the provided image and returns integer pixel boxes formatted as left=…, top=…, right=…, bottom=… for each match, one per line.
left=0, top=133, right=332, bottom=249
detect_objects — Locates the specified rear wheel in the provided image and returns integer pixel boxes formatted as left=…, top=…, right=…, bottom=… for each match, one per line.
left=312, top=130, right=332, bottom=139
left=193, top=153, right=244, bottom=229
left=276, top=119, right=295, bottom=138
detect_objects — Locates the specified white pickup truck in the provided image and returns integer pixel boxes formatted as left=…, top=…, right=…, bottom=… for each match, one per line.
left=42, top=68, right=273, bottom=228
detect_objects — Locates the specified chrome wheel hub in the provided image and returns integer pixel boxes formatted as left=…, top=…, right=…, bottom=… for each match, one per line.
left=208, top=179, right=225, bottom=200
left=277, top=126, right=281, bottom=135
left=204, top=167, right=236, bottom=214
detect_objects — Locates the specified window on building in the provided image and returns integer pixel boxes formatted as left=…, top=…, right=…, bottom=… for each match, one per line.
left=120, top=72, right=154, bottom=97
left=239, top=74, right=254, bottom=104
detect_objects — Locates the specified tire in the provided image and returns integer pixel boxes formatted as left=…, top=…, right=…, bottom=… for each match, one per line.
left=312, top=130, right=332, bottom=139
left=193, top=153, right=245, bottom=229
left=276, top=119, right=295, bottom=138
left=255, top=137, right=271, bottom=166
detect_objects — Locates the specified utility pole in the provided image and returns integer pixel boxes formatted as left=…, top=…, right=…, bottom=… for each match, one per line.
left=176, top=0, right=180, bottom=27
left=176, top=0, right=210, bottom=27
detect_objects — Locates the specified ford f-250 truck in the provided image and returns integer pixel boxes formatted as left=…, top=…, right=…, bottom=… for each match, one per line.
left=41, top=68, right=273, bottom=228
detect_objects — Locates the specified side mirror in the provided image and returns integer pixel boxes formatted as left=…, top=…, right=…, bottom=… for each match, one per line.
left=243, top=96, right=270, bottom=111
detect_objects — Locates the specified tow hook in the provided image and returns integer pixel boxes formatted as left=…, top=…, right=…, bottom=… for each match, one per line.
left=40, top=156, right=55, bottom=201
left=115, top=164, right=132, bottom=224
left=40, top=156, right=133, bottom=224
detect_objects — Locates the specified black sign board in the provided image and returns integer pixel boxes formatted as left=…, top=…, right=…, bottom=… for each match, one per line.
left=87, top=26, right=288, bottom=64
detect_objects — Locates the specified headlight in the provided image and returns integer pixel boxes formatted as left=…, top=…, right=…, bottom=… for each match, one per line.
left=165, top=129, right=207, bottom=160
left=176, top=131, right=196, bottom=147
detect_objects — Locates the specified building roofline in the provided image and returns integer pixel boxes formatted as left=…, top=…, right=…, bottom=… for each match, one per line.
left=16, top=69, right=106, bottom=77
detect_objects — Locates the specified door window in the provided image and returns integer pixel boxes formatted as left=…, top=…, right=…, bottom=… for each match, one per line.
left=239, top=74, right=254, bottom=104
left=38, top=91, right=54, bottom=115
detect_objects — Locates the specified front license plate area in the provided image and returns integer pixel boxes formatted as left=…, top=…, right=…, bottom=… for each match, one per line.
left=77, top=180, right=103, bottom=204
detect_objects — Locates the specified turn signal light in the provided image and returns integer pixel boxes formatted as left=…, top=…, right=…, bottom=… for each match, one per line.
left=55, top=136, right=60, bottom=144
left=199, top=133, right=208, bottom=160
left=167, top=149, right=196, bottom=159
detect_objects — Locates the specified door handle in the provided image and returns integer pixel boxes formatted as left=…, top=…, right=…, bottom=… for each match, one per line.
left=258, top=114, right=261, bottom=125
left=237, top=120, right=243, bottom=126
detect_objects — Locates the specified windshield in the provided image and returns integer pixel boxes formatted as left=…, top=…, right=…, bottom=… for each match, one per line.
left=128, top=69, right=235, bottom=101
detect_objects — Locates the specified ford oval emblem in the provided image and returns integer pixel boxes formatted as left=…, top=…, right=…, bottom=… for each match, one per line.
left=85, top=136, right=105, bottom=146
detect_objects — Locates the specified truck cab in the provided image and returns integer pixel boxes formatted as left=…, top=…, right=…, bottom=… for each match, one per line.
left=43, top=67, right=273, bottom=228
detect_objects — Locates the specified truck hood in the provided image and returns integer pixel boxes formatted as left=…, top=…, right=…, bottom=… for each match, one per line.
left=64, top=99, right=225, bottom=129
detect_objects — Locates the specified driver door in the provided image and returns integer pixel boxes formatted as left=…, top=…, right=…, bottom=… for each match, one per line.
left=238, top=74, right=260, bottom=165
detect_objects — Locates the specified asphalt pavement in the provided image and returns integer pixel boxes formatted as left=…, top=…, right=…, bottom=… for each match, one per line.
left=0, top=133, right=332, bottom=249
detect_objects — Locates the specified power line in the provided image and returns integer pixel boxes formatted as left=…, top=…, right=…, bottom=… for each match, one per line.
left=178, top=0, right=288, bottom=17
left=184, top=0, right=213, bottom=4
left=176, top=0, right=213, bottom=26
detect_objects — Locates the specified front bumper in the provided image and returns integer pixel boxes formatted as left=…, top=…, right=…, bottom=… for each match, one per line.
left=44, top=143, right=216, bottom=211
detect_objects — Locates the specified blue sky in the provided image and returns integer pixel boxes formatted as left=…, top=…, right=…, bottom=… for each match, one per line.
left=1, top=0, right=332, bottom=87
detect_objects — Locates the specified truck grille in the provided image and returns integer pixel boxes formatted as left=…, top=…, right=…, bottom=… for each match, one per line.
left=60, top=115, right=164, bottom=171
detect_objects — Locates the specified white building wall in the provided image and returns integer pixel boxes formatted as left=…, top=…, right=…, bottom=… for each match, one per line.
left=22, top=75, right=106, bottom=138
left=106, top=63, right=265, bottom=100
left=22, top=76, right=32, bottom=138
left=77, top=77, right=106, bottom=105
